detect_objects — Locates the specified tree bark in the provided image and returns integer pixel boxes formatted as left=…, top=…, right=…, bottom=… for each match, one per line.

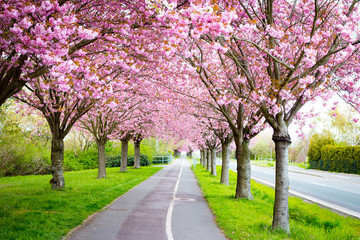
left=134, top=141, right=141, bottom=169
left=96, top=139, right=107, bottom=179
left=234, top=136, right=253, bottom=199
left=271, top=131, right=291, bottom=233
left=200, top=150, right=203, bottom=166
left=211, top=148, right=217, bottom=176
left=203, top=150, right=207, bottom=168
left=220, top=141, right=230, bottom=185
left=50, top=137, right=65, bottom=189
left=120, top=138, right=130, bottom=172
left=206, top=149, right=211, bottom=171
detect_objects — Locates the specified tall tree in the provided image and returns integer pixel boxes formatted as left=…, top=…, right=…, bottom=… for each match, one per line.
left=79, top=92, right=144, bottom=178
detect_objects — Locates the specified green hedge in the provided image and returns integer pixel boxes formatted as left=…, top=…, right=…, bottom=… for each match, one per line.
left=308, top=133, right=335, bottom=169
left=317, top=146, right=360, bottom=174
left=64, top=149, right=98, bottom=171
left=309, top=145, right=360, bottom=174
left=308, top=133, right=360, bottom=174
left=106, top=154, right=150, bottom=167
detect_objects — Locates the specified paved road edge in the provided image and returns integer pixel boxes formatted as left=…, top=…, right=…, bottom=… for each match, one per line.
left=251, top=176, right=360, bottom=220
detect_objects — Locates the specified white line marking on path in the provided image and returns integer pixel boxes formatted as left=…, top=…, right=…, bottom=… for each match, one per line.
left=335, top=176, right=350, bottom=179
left=313, top=182, right=327, bottom=187
left=166, top=159, right=184, bottom=240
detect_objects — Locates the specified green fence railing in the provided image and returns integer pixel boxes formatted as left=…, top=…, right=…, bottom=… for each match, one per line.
left=152, top=156, right=173, bottom=164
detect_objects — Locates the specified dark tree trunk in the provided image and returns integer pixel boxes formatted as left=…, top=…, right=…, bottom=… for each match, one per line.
left=134, top=141, right=141, bottom=169
left=50, top=137, right=65, bottom=189
left=200, top=150, right=203, bottom=166
left=220, top=141, right=230, bottom=185
left=189, top=150, right=193, bottom=159
left=120, top=138, right=130, bottom=172
left=234, top=136, right=253, bottom=199
left=271, top=130, right=291, bottom=233
left=96, top=139, right=107, bottom=179
left=211, top=148, right=217, bottom=176
left=206, top=149, right=211, bottom=171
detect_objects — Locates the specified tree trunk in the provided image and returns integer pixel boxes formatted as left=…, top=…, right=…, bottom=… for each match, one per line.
left=134, top=141, right=141, bottom=169
left=189, top=150, right=193, bottom=159
left=271, top=131, right=291, bottom=233
left=120, top=138, right=130, bottom=172
left=50, top=137, right=65, bottom=189
left=96, top=139, right=107, bottom=179
left=220, top=141, right=230, bottom=185
left=234, top=136, right=253, bottom=199
left=211, top=148, right=217, bottom=176
left=200, top=150, right=203, bottom=166
left=206, top=149, right=211, bottom=171
left=203, top=150, right=207, bottom=168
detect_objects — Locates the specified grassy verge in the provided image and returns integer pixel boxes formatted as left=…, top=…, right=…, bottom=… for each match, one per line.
left=250, top=160, right=310, bottom=169
left=251, top=160, right=275, bottom=168
left=193, top=165, right=360, bottom=240
left=0, top=166, right=161, bottom=240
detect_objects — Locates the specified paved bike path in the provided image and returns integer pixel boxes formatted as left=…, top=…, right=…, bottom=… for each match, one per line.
left=66, top=157, right=227, bottom=240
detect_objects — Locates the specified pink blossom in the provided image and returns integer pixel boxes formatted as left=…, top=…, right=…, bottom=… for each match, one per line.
left=58, top=83, right=71, bottom=92
left=19, top=18, right=32, bottom=29
left=10, top=25, right=23, bottom=34
left=298, top=35, right=310, bottom=44
left=267, top=26, right=284, bottom=38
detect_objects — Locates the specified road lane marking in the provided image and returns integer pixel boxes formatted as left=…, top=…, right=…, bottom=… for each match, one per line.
left=174, top=198, right=195, bottom=201
left=335, top=176, right=350, bottom=179
left=166, top=159, right=184, bottom=240
left=313, top=182, right=327, bottom=187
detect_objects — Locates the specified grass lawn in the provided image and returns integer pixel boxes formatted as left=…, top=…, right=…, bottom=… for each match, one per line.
left=0, top=166, right=161, bottom=240
left=193, top=165, right=360, bottom=240
left=250, top=160, right=275, bottom=168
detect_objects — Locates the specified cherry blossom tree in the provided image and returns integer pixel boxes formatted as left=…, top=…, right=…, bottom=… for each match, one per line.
left=221, top=0, right=360, bottom=232
left=15, top=73, right=97, bottom=189
left=79, top=91, right=145, bottom=178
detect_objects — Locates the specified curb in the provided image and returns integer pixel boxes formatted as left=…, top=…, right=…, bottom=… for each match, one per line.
left=251, top=177, right=360, bottom=220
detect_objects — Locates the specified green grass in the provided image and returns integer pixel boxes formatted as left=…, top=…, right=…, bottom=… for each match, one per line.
left=251, top=160, right=311, bottom=169
left=193, top=165, right=360, bottom=240
left=0, top=166, right=161, bottom=240
left=298, top=162, right=310, bottom=169
left=251, top=160, right=275, bottom=168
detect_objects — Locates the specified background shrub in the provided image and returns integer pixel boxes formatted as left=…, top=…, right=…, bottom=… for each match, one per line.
left=0, top=144, right=51, bottom=176
left=106, top=154, right=150, bottom=167
left=64, top=148, right=98, bottom=171
left=308, top=133, right=335, bottom=169
left=319, top=146, right=360, bottom=174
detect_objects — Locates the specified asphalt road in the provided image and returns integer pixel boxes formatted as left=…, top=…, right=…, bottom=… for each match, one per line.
left=226, top=161, right=360, bottom=218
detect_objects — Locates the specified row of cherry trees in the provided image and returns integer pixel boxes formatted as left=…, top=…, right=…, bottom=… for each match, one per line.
left=2, top=0, right=360, bottom=234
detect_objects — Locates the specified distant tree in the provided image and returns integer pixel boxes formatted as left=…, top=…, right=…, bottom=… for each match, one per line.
left=328, top=108, right=360, bottom=146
